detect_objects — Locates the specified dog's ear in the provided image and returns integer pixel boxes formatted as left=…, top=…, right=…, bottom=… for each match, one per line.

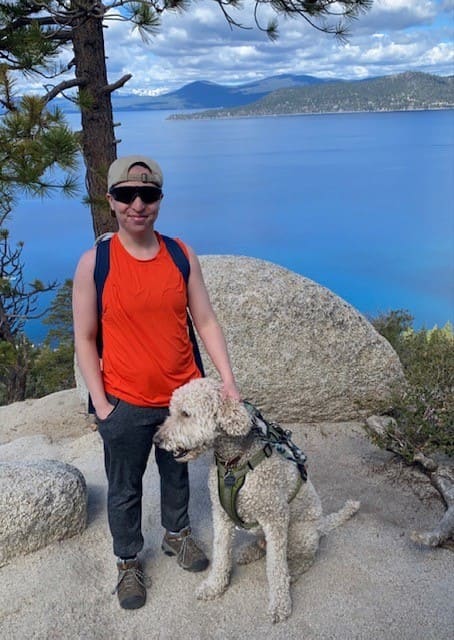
left=216, top=398, right=251, bottom=436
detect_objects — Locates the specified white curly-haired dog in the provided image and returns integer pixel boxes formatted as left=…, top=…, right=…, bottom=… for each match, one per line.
left=154, top=377, right=360, bottom=623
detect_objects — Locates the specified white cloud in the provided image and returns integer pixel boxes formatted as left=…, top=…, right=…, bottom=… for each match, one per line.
left=422, top=42, right=454, bottom=64
left=13, top=1, right=454, bottom=97
left=375, top=0, right=434, bottom=16
left=358, top=0, right=436, bottom=29
left=362, top=41, right=421, bottom=63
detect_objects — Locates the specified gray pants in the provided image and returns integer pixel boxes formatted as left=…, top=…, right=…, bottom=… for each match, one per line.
left=96, top=396, right=190, bottom=559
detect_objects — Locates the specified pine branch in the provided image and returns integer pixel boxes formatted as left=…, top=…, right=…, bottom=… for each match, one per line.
left=43, top=77, right=86, bottom=103
left=103, top=74, right=132, bottom=95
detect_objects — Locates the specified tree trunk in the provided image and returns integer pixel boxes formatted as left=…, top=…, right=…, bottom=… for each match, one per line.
left=410, top=456, right=454, bottom=548
left=6, top=364, right=27, bottom=403
left=71, top=8, right=118, bottom=238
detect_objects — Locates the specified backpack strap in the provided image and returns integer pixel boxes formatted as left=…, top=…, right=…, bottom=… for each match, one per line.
left=93, top=236, right=111, bottom=358
left=161, top=234, right=190, bottom=283
left=161, top=235, right=205, bottom=377
left=88, top=236, right=112, bottom=414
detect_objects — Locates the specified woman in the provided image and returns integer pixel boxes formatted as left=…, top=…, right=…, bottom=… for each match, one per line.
left=72, top=155, right=240, bottom=610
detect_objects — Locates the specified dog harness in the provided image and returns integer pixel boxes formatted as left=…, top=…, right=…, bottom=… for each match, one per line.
left=216, top=402, right=308, bottom=529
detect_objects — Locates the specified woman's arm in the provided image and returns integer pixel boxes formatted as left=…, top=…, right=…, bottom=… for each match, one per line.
left=72, top=248, right=114, bottom=419
left=185, top=246, right=240, bottom=400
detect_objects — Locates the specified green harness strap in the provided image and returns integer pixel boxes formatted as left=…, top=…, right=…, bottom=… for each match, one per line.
left=216, top=445, right=303, bottom=530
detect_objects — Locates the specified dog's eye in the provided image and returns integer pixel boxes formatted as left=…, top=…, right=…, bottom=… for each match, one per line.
left=181, top=410, right=190, bottom=418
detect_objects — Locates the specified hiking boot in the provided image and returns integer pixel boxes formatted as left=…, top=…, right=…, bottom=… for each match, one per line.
left=162, top=527, right=209, bottom=572
left=113, top=558, right=150, bottom=610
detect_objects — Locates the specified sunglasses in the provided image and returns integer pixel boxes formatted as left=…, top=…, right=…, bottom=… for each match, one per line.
left=109, top=185, right=162, bottom=204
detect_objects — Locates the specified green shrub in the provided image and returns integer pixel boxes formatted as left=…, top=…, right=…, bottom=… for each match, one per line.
left=0, top=335, right=36, bottom=404
left=370, top=311, right=453, bottom=460
left=0, top=339, right=75, bottom=405
left=0, top=279, right=75, bottom=405
left=28, top=342, right=75, bottom=398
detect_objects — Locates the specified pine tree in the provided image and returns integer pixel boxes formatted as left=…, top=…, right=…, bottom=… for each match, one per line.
left=0, top=67, right=79, bottom=402
left=43, top=279, right=74, bottom=346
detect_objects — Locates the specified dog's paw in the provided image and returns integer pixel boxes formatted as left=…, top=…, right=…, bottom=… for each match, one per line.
left=269, top=595, right=292, bottom=624
left=196, top=576, right=229, bottom=601
left=236, top=539, right=266, bottom=565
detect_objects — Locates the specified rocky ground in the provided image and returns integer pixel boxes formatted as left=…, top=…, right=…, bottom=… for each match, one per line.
left=0, top=389, right=453, bottom=640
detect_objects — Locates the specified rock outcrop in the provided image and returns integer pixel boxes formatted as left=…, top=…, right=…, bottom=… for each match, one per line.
left=197, top=256, right=404, bottom=422
left=0, top=459, right=87, bottom=566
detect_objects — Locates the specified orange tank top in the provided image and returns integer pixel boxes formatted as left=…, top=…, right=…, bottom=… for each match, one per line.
left=101, top=232, right=201, bottom=406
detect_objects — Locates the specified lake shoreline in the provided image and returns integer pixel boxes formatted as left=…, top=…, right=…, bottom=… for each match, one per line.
left=168, top=106, right=454, bottom=121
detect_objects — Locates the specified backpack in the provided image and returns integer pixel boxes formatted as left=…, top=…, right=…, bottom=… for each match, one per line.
left=88, top=234, right=204, bottom=413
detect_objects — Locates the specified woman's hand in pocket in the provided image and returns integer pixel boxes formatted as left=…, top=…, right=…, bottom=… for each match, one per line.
left=95, top=400, right=117, bottom=421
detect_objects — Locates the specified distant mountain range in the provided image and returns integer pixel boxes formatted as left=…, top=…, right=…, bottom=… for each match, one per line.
left=54, top=74, right=334, bottom=113
left=169, top=72, right=454, bottom=119
left=112, top=74, right=332, bottom=111
left=53, top=72, right=453, bottom=117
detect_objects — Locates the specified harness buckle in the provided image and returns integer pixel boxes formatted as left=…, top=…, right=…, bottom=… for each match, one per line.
left=223, top=472, right=236, bottom=487
left=263, top=443, right=273, bottom=458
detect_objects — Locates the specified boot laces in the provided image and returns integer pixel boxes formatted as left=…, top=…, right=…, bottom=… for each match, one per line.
left=112, top=565, right=151, bottom=595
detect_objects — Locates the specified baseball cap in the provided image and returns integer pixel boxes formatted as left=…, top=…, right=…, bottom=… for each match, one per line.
left=107, top=155, right=164, bottom=190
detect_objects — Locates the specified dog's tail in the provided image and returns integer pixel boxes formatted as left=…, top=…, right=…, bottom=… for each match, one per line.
left=318, top=500, right=360, bottom=536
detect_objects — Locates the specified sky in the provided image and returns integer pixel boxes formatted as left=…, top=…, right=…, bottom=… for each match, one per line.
left=94, top=0, right=454, bottom=95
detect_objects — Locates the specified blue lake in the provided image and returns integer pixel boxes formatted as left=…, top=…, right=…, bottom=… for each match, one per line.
left=8, top=108, right=454, bottom=342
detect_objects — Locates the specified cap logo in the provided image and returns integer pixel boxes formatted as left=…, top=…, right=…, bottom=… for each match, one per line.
left=127, top=171, right=156, bottom=184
